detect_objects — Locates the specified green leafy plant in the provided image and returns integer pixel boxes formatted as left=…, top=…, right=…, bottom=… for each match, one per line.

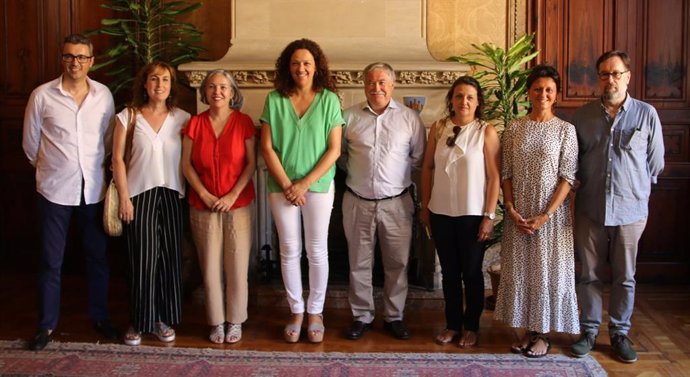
left=448, top=33, right=539, bottom=132
left=87, top=0, right=204, bottom=96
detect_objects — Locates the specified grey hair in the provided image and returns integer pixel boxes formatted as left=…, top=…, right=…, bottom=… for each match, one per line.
left=363, top=62, right=396, bottom=82
left=199, top=70, right=244, bottom=110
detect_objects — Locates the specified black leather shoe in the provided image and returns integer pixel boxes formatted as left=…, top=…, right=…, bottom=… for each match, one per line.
left=384, top=320, right=410, bottom=340
left=345, top=320, right=372, bottom=340
left=94, top=321, right=120, bottom=339
left=28, top=329, right=51, bottom=351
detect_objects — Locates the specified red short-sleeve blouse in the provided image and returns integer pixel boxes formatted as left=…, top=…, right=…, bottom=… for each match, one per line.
left=185, top=110, right=258, bottom=210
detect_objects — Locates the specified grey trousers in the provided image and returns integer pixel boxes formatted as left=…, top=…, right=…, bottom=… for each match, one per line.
left=575, top=214, right=647, bottom=337
left=342, top=191, right=414, bottom=323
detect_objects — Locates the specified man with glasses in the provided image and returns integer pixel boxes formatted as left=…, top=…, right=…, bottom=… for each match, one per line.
left=339, top=62, right=426, bottom=340
left=570, top=51, right=665, bottom=363
left=23, top=34, right=117, bottom=350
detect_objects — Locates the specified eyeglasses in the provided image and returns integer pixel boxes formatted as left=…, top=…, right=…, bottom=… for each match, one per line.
left=61, top=54, right=93, bottom=63
left=598, top=70, right=629, bottom=81
left=446, top=126, right=461, bottom=147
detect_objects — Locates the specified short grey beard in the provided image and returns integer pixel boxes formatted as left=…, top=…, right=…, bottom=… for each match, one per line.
left=602, top=90, right=622, bottom=101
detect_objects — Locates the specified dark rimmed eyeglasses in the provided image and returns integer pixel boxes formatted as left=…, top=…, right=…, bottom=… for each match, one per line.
left=446, top=126, right=461, bottom=147
left=61, top=54, right=93, bottom=63
left=597, top=70, right=629, bottom=81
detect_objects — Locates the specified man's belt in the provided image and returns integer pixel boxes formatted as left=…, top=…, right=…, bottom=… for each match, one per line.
left=346, top=186, right=409, bottom=202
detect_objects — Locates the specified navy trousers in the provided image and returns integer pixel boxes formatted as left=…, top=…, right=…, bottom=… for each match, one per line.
left=37, top=193, right=110, bottom=330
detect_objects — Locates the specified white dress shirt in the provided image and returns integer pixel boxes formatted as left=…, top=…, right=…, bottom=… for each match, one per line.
left=22, top=75, right=115, bottom=205
left=341, top=99, right=426, bottom=199
left=116, top=108, right=190, bottom=198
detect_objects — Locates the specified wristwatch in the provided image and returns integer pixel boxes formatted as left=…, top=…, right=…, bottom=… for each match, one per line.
left=483, top=212, right=496, bottom=220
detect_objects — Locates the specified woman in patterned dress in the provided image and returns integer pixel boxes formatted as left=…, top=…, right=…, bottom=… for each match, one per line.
left=494, top=65, right=580, bottom=357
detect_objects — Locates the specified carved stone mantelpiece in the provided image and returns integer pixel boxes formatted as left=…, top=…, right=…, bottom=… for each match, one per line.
left=178, top=0, right=526, bottom=289
left=185, top=70, right=463, bottom=89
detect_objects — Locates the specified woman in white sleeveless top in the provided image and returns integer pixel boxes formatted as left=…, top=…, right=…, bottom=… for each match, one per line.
left=112, top=62, right=190, bottom=346
left=420, top=76, right=500, bottom=348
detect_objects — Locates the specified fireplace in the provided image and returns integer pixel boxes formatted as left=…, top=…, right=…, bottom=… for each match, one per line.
left=179, top=0, right=468, bottom=289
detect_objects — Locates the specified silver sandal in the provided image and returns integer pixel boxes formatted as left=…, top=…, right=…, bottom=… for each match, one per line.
left=209, top=324, right=224, bottom=344
left=225, top=323, right=242, bottom=344
left=124, top=326, right=141, bottom=346
left=153, top=322, right=175, bottom=342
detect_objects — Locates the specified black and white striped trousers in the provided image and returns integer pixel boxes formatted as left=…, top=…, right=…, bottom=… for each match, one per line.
left=125, top=186, right=184, bottom=333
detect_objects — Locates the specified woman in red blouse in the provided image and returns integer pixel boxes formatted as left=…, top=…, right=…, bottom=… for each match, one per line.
left=181, top=70, right=257, bottom=344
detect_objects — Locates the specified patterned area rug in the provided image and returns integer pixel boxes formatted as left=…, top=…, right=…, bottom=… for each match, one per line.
left=0, top=340, right=607, bottom=377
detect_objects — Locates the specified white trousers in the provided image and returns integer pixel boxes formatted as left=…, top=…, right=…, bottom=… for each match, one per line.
left=268, top=183, right=334, bottom=314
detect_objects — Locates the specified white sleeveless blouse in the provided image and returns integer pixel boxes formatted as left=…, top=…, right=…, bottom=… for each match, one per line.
left=428, top=118, right=487, bottom=217
left=116, top=108, right=191, bottom=198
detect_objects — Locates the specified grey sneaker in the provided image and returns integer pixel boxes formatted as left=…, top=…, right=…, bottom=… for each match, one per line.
left=570, top=332, right=597, bottom=357
left=611, top=334, right=637, bottom=363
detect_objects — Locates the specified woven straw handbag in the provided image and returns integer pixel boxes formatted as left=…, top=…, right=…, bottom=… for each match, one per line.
left=103, top=107, right=136, bottom=237
left=103, top=179, right=122, bottom=236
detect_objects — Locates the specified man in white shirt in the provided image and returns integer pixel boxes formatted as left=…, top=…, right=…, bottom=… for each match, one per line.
left=22, top=34, right=117, bottom=350
left=340, top=62, right=426, bottom=340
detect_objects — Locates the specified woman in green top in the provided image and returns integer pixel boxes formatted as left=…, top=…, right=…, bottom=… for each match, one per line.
left=260, top=38, right=343, bottom=344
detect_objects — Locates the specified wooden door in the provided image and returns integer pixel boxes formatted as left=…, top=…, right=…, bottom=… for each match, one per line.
left=530, top=0, right=690, bottom=282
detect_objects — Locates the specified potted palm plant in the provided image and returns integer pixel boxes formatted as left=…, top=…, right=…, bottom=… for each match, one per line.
left=87, top=0, right=205, bottom=97
left=448, top=33, right=539, bottom=133
left=448, top=33, right=539, bottom=309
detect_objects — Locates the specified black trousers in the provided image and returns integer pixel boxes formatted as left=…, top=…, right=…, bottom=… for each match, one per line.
left=430, top=213, right=485, bottom=332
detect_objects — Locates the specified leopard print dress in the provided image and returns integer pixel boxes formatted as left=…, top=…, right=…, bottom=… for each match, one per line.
left=494, top=116, right=580, bottom=334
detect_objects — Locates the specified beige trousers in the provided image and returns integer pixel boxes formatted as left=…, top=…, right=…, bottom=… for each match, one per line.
left=189, top=205, right=252, bottom=325
left=342, top=191, right=414, bottom=323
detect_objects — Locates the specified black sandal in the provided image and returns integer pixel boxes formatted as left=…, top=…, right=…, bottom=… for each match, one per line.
left=524, top=332, right=551, bottom=358
left=510, top=331, right=535, bottom=354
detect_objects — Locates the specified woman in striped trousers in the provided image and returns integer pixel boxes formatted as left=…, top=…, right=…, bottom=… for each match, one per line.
left=112, top=61, right=191, bottom=346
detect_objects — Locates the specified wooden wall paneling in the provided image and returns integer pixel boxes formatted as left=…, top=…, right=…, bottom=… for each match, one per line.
left=563, top=0, right=612, bottom=103
left=638, top=0, right=690, bottom=282
left=637, top=178, right=690, bottom=282
left=642, top=0, right=688, bottom=107
left=661, top=124, right=689, bottom=163
left=612, top=0, right=642, bottom=97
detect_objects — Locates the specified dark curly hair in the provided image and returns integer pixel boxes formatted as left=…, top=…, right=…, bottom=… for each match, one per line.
left=445, top=75, right=485, bottom=119
left=273, top=38, right=336, bottom=96
left=130, top=61, right=178, bottom=111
